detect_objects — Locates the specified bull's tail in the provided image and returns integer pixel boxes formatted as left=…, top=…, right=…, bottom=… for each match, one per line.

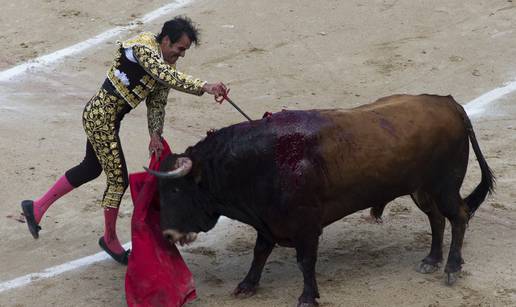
left=456, top=103, right=495, bottom=218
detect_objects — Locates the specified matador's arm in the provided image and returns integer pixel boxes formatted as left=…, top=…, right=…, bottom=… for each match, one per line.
left=146, top=84, right=170, bottom=136
left=133, top=45, right=206, bottom=96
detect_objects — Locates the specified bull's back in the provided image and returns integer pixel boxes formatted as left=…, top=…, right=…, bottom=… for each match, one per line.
left=222, top=94, right=467, bottom=202
left=316, top=94, right=468, bottom=216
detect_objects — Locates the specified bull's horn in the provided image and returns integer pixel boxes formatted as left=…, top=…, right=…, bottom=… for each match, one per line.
left=144, top=157, right=192, bottom=178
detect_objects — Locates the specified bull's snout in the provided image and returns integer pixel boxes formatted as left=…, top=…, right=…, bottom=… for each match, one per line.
left=163, top=229, right=197, bottom=246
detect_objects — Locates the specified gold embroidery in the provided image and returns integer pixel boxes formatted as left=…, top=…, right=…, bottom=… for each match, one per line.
left=146, top=85, right=170, bottom=135
left=82, top=88, right=128, bottom=209
left=133, top=85, right=149, bottom=99
left=141, top=75, right=156, bottom=89
left=107, top=67, right=140, bottom=107
left=122, top=32, right=160, bottom=51
left=133, top=45, right=206, bottom=96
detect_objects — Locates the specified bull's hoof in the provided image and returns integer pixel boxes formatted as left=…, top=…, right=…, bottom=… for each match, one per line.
left=232, top=282, right=257, bottom=298
left=416, top=261, right=439, bottom=274
left=363, top=215, right=383, bottom=224
left=444, top=259, right=463, bottom=285
left=445, top=272, right=459, bottom=286
left=298, top=296, right=319, bottom=307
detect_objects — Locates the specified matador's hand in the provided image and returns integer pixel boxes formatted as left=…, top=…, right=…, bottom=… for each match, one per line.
left=149, top=133, right=164, bottom=159
left=202, top=82, right=229, bottom=103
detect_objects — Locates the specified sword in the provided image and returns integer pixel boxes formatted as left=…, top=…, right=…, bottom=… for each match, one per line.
left=224, top=96, right=253, bottom=121
left=215, top=89, right=253, bottom=122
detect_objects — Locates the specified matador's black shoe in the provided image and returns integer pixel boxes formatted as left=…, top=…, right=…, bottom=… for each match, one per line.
left=21, top=200, right=41, bottom=239
left=98, top=237, right=130, bottom=265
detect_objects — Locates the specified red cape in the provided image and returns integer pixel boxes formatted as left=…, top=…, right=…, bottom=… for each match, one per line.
left=125, top=140, right=196, bottom=307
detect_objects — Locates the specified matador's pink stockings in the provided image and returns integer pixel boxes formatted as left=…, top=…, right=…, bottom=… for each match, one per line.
left=104, top=207, right=125, bottom=254
left=33, top=175, right=74, bottom=224
left=33, top=174, right=124, bottom=253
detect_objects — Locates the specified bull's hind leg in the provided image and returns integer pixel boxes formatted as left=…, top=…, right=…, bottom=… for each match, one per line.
left=294, top=231, right=320, bottom=307
left=411, top=191, right=445, bottom=274
left=369, top=203, right=387, bottom=223
left=435, top=192, right=469, bottom=285
left=233, top=233, right=274, bottom=297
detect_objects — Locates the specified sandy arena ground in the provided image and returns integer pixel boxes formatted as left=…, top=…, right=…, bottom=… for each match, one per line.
left=1, top=0, right=516, bottom=306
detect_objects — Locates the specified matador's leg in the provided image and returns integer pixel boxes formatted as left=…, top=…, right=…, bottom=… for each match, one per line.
left=83, top=88, right=130, bottom=262
left=83, top=89, right=130, bottom=209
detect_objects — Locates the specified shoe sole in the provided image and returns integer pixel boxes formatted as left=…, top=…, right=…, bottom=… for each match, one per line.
left=98, top=237, right=130, bottom=265
left=21, top=200, right=41, bottom=239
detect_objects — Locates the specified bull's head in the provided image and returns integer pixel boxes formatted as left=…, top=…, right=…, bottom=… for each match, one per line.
left=145, top=154, right=220, bottom=246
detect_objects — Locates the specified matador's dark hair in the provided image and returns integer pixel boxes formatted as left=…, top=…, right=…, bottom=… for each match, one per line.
left=157, top=16, right=200, bottom=45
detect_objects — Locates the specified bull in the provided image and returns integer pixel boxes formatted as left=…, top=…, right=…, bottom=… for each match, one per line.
left=146, top=94, right=494, bottom=307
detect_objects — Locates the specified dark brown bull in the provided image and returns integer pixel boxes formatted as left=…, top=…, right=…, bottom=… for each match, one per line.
left=147, top=94, right=494, bottom=307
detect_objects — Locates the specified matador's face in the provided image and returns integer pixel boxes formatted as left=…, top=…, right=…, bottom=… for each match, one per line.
left=161, top=33, right=192, bottom=65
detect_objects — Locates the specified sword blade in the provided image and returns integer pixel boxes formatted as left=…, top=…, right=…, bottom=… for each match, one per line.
left=225, top=97, right=253, bottom=121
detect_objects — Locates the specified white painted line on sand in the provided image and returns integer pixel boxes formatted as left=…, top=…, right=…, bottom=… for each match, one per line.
left=0, top=0, right=194, bottom=82
left=0, top=242, right=131, bottom=293
left=464, top=79, right=516, bottom=118
left=0, top=220, right=234, bottom=294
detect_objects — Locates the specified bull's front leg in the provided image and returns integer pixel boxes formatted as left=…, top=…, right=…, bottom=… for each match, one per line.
left=233, top=233, right=274, bottom=297
left=295, top=233, right=320, bottom=307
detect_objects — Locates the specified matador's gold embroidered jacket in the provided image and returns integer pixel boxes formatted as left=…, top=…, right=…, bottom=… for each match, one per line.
left=107, top=32, right=206, bottom=135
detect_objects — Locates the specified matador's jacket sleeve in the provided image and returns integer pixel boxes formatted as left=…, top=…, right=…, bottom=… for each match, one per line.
left=132, top=45, right=206, bottom=96
left=146, top=84, right=170, bottom=136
